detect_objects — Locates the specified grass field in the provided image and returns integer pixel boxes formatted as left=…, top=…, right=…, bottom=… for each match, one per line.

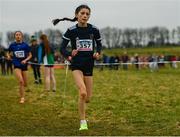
left=103, top=46, right=180, bottom=56
left=0, top=65, right=180, bottom=136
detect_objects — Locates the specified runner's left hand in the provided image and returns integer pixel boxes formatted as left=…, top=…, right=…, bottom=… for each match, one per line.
left=93, top=52, right=100, bottom=60
left=21, top=60, right=27, bottom=64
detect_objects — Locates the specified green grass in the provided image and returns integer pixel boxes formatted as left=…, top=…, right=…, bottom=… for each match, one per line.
left=103, top=46, right=180, bottom=56
left=0, top=66, right=180, bottom=136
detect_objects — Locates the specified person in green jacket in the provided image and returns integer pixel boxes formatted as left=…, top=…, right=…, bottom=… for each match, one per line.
left=38, top=34, right=56, bottom=92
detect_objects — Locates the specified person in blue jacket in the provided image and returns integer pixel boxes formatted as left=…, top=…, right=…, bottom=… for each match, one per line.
left=7, top=31, right=32, bottom=104
left=52, top=4, right=102, bottom=130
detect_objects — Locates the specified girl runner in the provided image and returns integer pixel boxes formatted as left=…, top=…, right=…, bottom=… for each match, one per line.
left=8, top=31, right=32, bottom=103
left=52, top=4, right=102, bottom=130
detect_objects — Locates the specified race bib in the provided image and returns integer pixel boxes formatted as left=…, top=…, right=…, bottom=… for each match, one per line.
left=76, top=39, right=93, bottom=51
left=14, top=51, right=25, bottom=58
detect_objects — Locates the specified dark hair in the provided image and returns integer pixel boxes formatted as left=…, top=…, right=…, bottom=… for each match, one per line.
left=14, top=31, right=23, bottom=38
left=40, top=34, right=50, bottom=54
left=52, top=4, right=91, bottom=26
left=31, top=35, right=37, bottom=42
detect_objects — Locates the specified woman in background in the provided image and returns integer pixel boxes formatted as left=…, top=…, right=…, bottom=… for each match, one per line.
left=38, top=34, right=56, bottom=92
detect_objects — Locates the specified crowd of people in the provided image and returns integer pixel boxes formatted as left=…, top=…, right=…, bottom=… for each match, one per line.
left=95, top=52, right=179, bottom=72
left=0, top=48, right=13, bottom=75
left=1, top=49, right=179, bottom=76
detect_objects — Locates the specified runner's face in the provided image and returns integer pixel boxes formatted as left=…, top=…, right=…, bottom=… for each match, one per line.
left=15, top=32, right=23, bottom=42
left=76, top=8, right=90, bottom=24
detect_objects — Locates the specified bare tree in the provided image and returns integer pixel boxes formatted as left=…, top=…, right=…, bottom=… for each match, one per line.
left=122, top=28, right=133, bottom=48
left=177, top=26, right=180, bottom=44
left=23, top=33, right=30, bottom=44
left=111, top=28, right=122, bottom=48
left=44, top=29, right=62, bottom=49
left=6, top=31, right=14, bottom=46
left=0, top=32, right=2, bottom=46
left=101, top=27, right=112, bottom=48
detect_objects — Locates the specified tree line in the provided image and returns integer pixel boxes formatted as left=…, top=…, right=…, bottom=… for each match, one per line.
left=0, top=26, right=180, bottom=49
left=101, top=26, right=180, bottom=48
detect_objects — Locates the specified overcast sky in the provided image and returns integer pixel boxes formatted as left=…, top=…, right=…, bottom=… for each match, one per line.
left=0, top=0, right=180, bottom=42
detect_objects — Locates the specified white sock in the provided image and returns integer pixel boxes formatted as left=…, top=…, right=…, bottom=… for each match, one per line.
left=80, top=120, right=87, bottom=124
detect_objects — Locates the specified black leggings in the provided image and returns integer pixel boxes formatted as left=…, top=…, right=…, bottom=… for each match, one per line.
left=31, top=64, right=41, bottom=80
left=6, top=61, right=13, bottom=75
left=1, top=62, right=6, bottom=75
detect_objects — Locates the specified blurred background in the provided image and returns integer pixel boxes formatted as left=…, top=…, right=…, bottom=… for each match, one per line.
left=0, top=0, right=179, bottom=49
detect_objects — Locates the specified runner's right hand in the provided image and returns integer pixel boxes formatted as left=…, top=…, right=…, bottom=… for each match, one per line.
left=67, top=56, right=72, bottom=61
left=71, top=49, right=78, bottom=57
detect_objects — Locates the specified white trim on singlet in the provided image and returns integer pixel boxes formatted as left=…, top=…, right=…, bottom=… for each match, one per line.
left=96, top=38, right=102, bottom=41
left=92, top=25, right=99, bottom=30
left=63, top=36, right=70, bottom=41
left=69, top=25, right=77, bottom=30
left=63, top=25, right=77, bottom=41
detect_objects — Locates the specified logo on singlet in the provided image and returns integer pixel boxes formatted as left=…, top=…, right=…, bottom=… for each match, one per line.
left=76, top=38, right=93, bottom=51
left=14, top=51, right=25, bottom=58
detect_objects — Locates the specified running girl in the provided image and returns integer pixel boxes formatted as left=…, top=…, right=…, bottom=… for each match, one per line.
left=8, top=31, right=32, bottom=104
left=52, top=4, right=102, bottom=130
